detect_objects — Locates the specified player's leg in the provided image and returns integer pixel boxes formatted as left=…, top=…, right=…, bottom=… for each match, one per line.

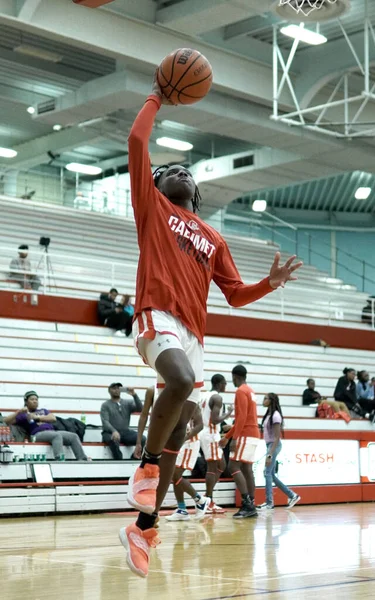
left=205, top=457, right=226, bottom=514
left=166, top=466, right=191, bottom=521
left=241, top=463, right=256, bottom=500
left=230, top=438, right=257, bottom=519
left=127, top=344, right=195, bottom=514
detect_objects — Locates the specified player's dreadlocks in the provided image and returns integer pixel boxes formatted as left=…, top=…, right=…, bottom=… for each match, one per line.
left=153, top=165, right=202, bottom=213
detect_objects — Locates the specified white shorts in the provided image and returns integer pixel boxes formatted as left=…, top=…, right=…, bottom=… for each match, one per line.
left=176, top=439, right=201, bottom=471
left=200, top=430, right=223, bottom=462
left=230, top=437, right=259, bottom=464
left=133, top=310, right=204, bottom=404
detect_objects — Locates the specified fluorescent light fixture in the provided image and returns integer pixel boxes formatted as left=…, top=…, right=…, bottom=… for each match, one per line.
left=65, top=163, right=102, bottom=175
left=27, top=106, right=35, bottom=114
left=156, top=137, right=193, bottom=152
left=355, top=187, right=371, bottom=200
left=0, top=147, right=17, bottom=158
left=252, top=199, right=267, bottom=213
left=280, top=24, right=327, bottom=46
left=53, top=124, right=62, bottom=131
left=14, top=44, right=63, bottom=63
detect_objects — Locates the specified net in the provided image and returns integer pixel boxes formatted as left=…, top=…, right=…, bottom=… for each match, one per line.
left=279, top=0, right=338, bottom=17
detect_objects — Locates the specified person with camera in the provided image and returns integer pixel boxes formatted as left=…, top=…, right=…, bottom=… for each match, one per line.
left=9, top=244, right=41, bottom=290
left=97, top=288, right=133, bottom=336
left=100, top=383, right=145, bottom=460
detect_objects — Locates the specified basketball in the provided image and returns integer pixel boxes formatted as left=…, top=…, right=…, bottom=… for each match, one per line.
left=157, top=48, right=213, bottom=105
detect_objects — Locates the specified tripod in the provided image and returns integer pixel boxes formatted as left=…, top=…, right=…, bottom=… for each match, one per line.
left=36, top=247, right=57, bottom=293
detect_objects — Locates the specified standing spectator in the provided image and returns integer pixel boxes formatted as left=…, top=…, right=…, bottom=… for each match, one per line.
left=101, top=383, right=145, bottom=459
left=9, top=244, right=41, bottom=290
left=257, top=393, right=300, bottom=510
left=302, top=379, right=321, bottom=406
left=98, top=289, right=132, bottom=336
left=356, top=371, right=375, bottom=419
left=8, top=391, right=88, bottom=460
left=219, top=365, right=259, bottom=519
left=334, top=368, right=358, bottom=413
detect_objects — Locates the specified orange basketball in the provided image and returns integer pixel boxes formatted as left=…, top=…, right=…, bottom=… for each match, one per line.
left=157, top=48, right=213, bottom=105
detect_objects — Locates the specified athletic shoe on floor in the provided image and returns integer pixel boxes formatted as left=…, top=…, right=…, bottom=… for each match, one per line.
left=195, top=496, right=211, bottom=520
left=233, top=501, right=258, bottom=519
left=166, top=509, right=190, bottom=521
left=127, top=464, right=160, bottom=514
left=287, top=494, right=301, bottom=509
left=256, top=503, right=275, bottom=511
left=206, top=501, right=226, bottom=514
left=119, top=523, right=160, bottom=578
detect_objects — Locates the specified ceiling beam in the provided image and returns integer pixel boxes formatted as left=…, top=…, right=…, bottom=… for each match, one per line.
left=17, top=0, right=41, bottom=21
left=0, top=0, right=292, bottom=107
left=224, top=14, right=281, bottom=41
left=1, top=126, right=103, bottom=170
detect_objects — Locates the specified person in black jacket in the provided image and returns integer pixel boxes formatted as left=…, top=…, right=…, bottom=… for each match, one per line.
left=98, top=288, right=132, bottom=336
left=334, top=368, right=358, bottom=412
left=302, top=379, right=322, bottom=405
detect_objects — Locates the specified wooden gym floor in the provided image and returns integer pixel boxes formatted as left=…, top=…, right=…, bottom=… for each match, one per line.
left=1, top=504, right=375, bottom=600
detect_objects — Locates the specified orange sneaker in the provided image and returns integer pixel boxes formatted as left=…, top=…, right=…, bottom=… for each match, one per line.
left=127, top=464, right=160, bottom=514
left=119, top=523, right=160, bottom=578
left=206, top=501, right=226, bottom=514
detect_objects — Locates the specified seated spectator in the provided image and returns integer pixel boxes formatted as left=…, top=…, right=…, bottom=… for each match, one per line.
left=9, top=244, right=41, bottom=290
left=98, top=288, right=132, bottom=337
left=315, top=397, right=351, bottom=420
left=5, top=391, right=89, bottom=460
left=356, top=371, right=375, bottom=419
left=101, top=382, right=145, bottom=459
left=121, top=294, right=135, bottom=319
left=302, top=378, right=321, bottom=405
left=334, top=368, right=359, bottom=414
left=362, top=297, right=375, bottom=325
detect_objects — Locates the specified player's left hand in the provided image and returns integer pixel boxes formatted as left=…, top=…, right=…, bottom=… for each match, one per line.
left=269, top=251, right=303, bottom=289
left=219, top=437, right=228, bottom=448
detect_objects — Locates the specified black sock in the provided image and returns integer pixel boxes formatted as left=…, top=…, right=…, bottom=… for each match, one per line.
left=136, top=511, right=158, bottom=531
left=241, top=493, right=250, bottom=503
left=140, top=448, right=161, bottom=468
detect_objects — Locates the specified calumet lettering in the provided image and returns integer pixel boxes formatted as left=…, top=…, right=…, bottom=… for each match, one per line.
left=168, top=215, right=216, bottom=258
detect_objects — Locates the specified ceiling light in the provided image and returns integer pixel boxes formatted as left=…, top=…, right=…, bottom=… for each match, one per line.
left=156, top=137, right=193, bottom=151
left=280, top=24, right=327, bottom=46
left=27, top=106, right=35, bottom=114
left=355, top=187, right=371, bottom=200
left=65, top=163, right=102, bottom=175
left=252, top=199, right=267, bottom=213
left=14, top=44, right=63, bottom=63
left=0, top=147, right=17, bottom=158
left=53, top=124, right=62, bottom=131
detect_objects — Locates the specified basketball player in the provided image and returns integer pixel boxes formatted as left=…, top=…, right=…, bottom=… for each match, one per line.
left=119, top=73, right=303, bottom=577
left=166, top=404, right=210, bottom=521
left=220, top=365, right=260, bottom=519
left=200, top=374, right=233, bottom=514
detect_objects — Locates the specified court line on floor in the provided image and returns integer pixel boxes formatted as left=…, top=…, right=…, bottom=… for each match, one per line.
left=13, top=554, right=375, bottom=589
left=202, top=576, right=375, bottom=600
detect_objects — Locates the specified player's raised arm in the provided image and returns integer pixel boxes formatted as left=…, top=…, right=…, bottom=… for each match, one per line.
left=213, top=241, right=303, bottom=308
left=127, top=76, right=163, bottom=223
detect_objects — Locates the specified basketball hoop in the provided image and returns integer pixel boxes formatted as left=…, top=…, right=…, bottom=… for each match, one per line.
left=278, top=0, right=338, bottom=17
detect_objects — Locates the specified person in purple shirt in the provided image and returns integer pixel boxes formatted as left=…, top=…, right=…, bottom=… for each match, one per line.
left=12, top=391, right=88, bottom=460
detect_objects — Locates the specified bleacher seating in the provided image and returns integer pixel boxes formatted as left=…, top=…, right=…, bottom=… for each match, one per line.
left=0, top=195, right=369, bottom=327
left=0, top=317, right=374, bottom=514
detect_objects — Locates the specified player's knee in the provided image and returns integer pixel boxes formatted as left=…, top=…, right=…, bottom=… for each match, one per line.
left=167, top=369, right=195, bottom=398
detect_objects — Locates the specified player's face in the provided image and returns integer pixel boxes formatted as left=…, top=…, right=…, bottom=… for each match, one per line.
left=220, top=379, right=227, bottom=392
left=158, top=165, right=196, bottom=203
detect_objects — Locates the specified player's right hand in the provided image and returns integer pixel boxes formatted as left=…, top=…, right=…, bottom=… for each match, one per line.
left=226, top=404, right=234, bottom=415
left=219, top=437, right=228, bottom=448
left=152, top=70, right=176, bottom=105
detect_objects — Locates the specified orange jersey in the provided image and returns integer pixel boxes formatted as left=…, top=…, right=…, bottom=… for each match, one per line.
left=225, top=384, right=260, bottom=440
left=128, top=95, right=273, bottom=344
